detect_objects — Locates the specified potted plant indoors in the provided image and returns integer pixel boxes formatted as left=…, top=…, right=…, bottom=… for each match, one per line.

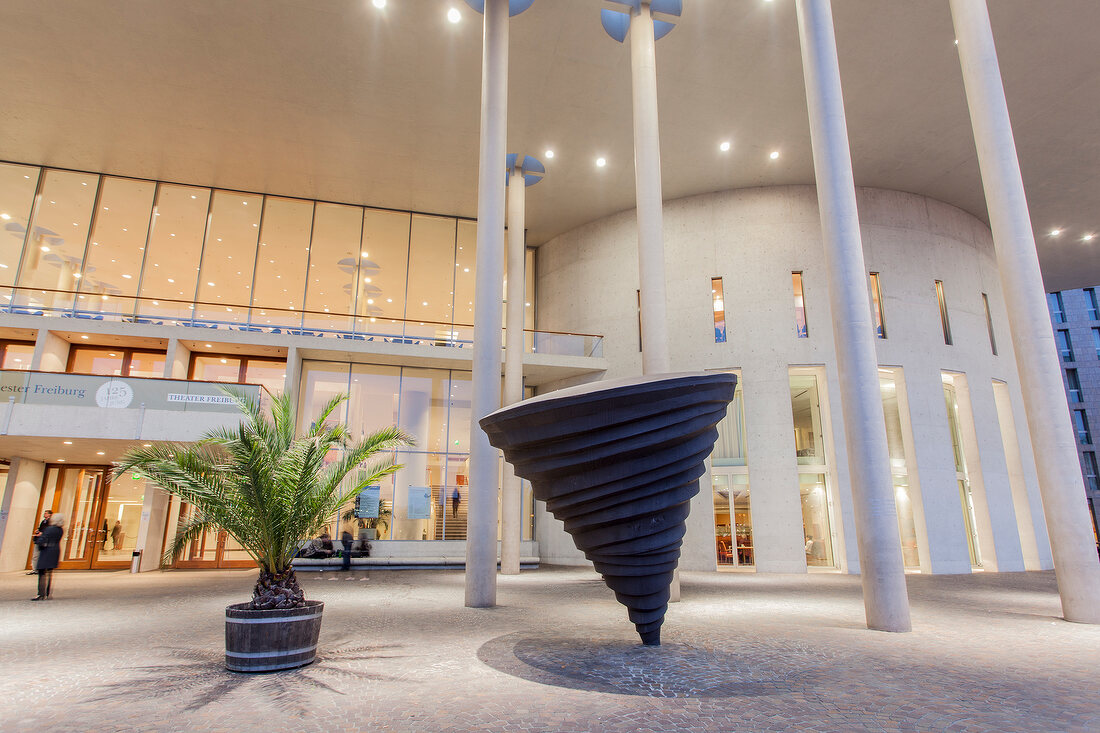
left=115, top=388, right=409, bottom=672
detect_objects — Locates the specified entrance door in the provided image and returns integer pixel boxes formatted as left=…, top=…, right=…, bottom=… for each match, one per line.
left=162, top=496, right=254, bottom=569
left=32, top=465, right=134, bottom=570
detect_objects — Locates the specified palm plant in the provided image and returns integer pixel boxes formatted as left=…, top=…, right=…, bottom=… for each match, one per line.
left=114, top=387, right=410, bottom=610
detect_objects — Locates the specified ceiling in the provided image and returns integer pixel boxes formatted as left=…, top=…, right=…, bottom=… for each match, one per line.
left=0, top=0, right=1096, bottom=291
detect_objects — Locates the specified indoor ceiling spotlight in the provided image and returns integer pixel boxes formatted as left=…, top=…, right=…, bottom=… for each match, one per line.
left=1084, top=234, right=1095, bottom=242
left=719, top=141, right=731, bottom=152
left=1050, top=228, right=1062, bottom=236
left=596, top=157, right=607, bottom=168
left=447, top=6, right=461, bottom=23
left=545, top=149, right=555, bottom=159
left=372, top=0, right=386, bottom=7
left=769, top=150, right=780, bottom=160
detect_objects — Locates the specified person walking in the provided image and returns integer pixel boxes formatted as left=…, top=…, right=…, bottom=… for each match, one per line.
left=32, top=513, right=64, bottom=601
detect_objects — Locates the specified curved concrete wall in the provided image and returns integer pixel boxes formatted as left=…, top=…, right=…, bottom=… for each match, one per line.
left=535, top=185, right=1053, bottom=574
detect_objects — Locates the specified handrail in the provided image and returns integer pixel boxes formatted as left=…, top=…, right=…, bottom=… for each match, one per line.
left=0, top=285, right=602, bottom=340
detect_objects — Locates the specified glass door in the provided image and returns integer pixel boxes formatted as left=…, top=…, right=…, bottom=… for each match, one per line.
left=712, top=468, right=753, bottom=568
left=34, top=466, right=108, bottom=570
left=163, top=497, right=255, bottom=569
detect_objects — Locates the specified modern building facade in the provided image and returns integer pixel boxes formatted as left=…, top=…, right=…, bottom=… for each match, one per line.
left=1047, top=286, right=1100, bottom=545
left=0, top=1, right=1097, bottom=588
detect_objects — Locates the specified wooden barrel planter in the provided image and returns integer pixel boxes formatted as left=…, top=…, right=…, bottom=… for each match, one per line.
left=224, top=600, right=324, bottom=672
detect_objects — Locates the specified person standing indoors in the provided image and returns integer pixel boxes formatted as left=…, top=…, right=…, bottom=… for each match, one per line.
left=32, top=513, right=64, bottom=601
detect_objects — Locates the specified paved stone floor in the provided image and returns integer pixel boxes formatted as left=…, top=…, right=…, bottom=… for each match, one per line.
left=1, top=566, right=1098, bottom=732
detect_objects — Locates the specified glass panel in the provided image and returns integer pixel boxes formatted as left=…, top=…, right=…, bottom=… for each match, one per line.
left=1058, top=330, right=1074, bottom=361
left=935, top=280, right=952, bottom=345
left=730, top=474, right=753, bottom=566
left=357, top=208, right=410, bottom=338
left=712, top=277, right=727, bottom=343
left=17, top=169, right=98, bottom=312
left=790, top=374, right=826, bottom=465
left=792, top=272, right=808, bottom=338
left=870, top=272, right=886, bottom=338
left=1075, top=409, right=1092, bottom=445
left=982, top=293, right=997, bottom=356
left=251, top=196, right=313, bottom=329
left=1, top=342, right=34, bottom=370
left=137, top=184, right=211, bottom=321
left=450, top=219, right=477, bottom=342
left=446, top=371, right=472, bottom=455
left=894, top=475, right=920, bottom=568
left=1084, top=452, right=1099, bottom=492
left=800, top=473, right=834, bottom=567
left=1048, top=292, right=1066, bottom=323
left=68, top=347, right=125, bottom=376
left=713, top=378, right=746, bottom=466
left=243, top=359, right=287, bottom=395
left=713, top=473, right=733, bottom=565
left=1093, top=328, right=1100, bottom=359
left=298, top=361, right=350, bottom=433
left=347, top=363, right=401, bottom=442
left=303, top=202, right=362, bottom=333
left=98, top=474, right=145, bottom=562
left=1067, top=369, right=1083, bottom=402
left=525, top=246, right=535, bottom=332
left=191, top=355, right=243, bottom=382
left=1088, top=288, right=1100, bottom=320
left=41, top=467, right=101, bottom=564
left=194, top=191, right=262, bottom=325
left=78, top=176, right=155, bottom=318
left=406, top=215, right=456, bottom=327
left=943, top=381, right=967, bottom=472
left=221, top=532, right=252, bottom=563
left=126, top=351, right=165, bottom=378
left=0, top=163, right=40, bottom=288
left=959, top=479, right=982, bottom=567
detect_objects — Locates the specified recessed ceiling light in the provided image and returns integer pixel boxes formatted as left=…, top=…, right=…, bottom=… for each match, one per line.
left=719, top=141, right=731, bottom=152
left=64, top=440, right=73, bottom=445
left=122, top=274, right=132, bottom=278
left=447, top=7, right=461, bottom=23
left=1050, top=228, right=1062, bottom=236
left=596, top=157, right=607, bottom=167
left=423, top=301, right=429, bottom=306
left=80, top=335, right=88, bottom=340
left=545, top=150, right=555, bottom=159
left=57, top=458, right=65, bottom=462
left=96, top=451, right=105, bottom=456
left=373, top=0, right=386, bottom=7
left=0, top=214, right=9, bottom=220
left=143, top=444, right=152, bottom=448
left=205, top=344, right=213, bottom=348
left=208, top=282, right=215, bottom=286
left=40, top=245, right=50, bottom=252
left=1085, top=234, right=1095, bottom=242
left=769, top=151, right=780, bottom=160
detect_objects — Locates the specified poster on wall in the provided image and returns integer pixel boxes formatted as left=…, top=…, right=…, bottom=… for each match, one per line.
left=355, top=486, right=380, bottom=518
left=407, top=486, right=432, bottom=519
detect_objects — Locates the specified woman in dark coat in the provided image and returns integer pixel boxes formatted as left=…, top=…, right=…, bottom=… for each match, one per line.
left=33, top=513, right=64, bottom=600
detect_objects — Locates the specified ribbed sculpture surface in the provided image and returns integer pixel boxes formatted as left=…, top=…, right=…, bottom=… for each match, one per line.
left=480, top=372, right=737, bottom=646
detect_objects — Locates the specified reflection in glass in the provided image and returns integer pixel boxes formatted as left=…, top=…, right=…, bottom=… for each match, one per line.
left=98, top=473, right=145, bottom=561
left=712, top=277, right=727, bottom=343
left=78, top=176, right=155, bottom=317
left=0, top=163, right=41, bottom=288
left=358, top=209, right=410, bottom=337
left=251, top=196, right=313, bottom=329
left=137, top=184, right=211, bottom=321
left=713, top=472, right=752, bottom=566
left=944, top=378, right=982, bottom=567
left=790, top=374, right=825, bottom=465
left=17, top=169, right=98, bottom=312
left=800, top=473, right=833, bottom=567
left=304, top=202, right=362, bottom=333
left=713, top=378, right=746, bottom=466
left=0, top=341, right=34, bottom=370
left=870, top=272, right=886, bottom=339
left=406, top=215, right=456, bottom=326
left=792, top=271, right=808, bottom=338
left=195, top=191, right=262, bottom=324
left=881, top=373, right=919, bottom=568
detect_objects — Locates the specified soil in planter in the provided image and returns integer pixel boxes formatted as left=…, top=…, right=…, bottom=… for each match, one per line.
left=250, top=568, right=306, bottom=610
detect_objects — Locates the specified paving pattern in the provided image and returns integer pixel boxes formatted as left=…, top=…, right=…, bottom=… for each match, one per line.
left=1, top=566, right=1098, bottom=732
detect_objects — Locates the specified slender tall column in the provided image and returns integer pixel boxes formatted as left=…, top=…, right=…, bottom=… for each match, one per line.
left=501, top=165, right=526, bottom=575
left=950, top=0, right=1100, bottom=623
left=465, top=0, right=510, bottom=608
left=795, top=0, right=911, bottom=632
left=628, top=3, right=671, bottom=375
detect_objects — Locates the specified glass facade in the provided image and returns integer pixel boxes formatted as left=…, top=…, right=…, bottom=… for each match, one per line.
left=1057, top=330, right=1074, bottom=362
left=297, top=360, right=533, bottom=544
left=790, top=372, right=835, bottom=567
left=792, top=272, right=808, bottom=338
left=880, top=371, right=920, bottom=568
left=944, top=378, right=982, bottom=567
left=1048, top=292, right=1066, bottom=323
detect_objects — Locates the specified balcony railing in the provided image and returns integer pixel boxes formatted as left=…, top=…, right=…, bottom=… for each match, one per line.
left=0, top=286, right=604, bottom=358
left=0, top=369, right=261, bottom=413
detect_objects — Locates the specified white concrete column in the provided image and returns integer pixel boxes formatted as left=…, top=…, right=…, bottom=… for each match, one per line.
left=628, top=4, right=671, bottom=375
left=465, top=0, right=509, bottom=608
left=951, top=0, right=1100, bottom=622
left=31, top=330, right=68, bottom=372
left=134, top=487, right=169, bottom=572
left=500, top=167, right=525, bottom=575
left=795, top=0, right=910, bottom=631
left=167, top=339, right=191, bottom=380
left=0, top=457, right=46, bottom=572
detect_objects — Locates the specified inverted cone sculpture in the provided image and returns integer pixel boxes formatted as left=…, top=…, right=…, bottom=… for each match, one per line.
left=480, top=372, right=737, bottom=645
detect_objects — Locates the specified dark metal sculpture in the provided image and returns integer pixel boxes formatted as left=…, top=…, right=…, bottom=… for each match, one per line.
left=480, top=372, right=737, bottom=646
